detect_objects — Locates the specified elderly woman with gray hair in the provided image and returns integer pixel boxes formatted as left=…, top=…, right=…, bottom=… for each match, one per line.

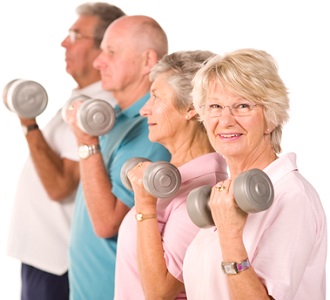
left=183, top=48, right=327, bottom=300
left=114, top=50, right=228, bottom=299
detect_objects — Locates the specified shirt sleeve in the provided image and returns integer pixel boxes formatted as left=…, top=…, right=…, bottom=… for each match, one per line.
left=162, top=200, right=201, bottom=282
left=110, top=120, right=171, bottom=208
left=250, top=172, right=325, bottom=299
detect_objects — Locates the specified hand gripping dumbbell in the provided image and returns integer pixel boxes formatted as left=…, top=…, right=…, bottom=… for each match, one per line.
left=3, top=79, right=48, bottom=118
left=62, top=95, right=116, bottom=136
left=186, top=169, right=274, bottom=228
left=120, top=157, right=181, bottom=198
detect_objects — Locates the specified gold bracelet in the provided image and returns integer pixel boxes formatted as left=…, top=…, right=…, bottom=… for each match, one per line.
left=135, top=212, right=157, bottom=222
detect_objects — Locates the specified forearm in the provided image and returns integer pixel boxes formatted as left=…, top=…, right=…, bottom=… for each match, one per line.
left=26, top=129, right=79, bottom=200
left=80, top=152, right=129, bottom=238
left=136, top=203, right=183, bottom=299
left=220, top=237, right=271, bottom=300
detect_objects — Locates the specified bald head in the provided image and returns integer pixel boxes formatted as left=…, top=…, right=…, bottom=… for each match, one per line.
left=108, top=15, right=168, bottom=59
left=94, top=15, right=169, bottom=107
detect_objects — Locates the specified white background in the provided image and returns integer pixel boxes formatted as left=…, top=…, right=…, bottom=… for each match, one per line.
left=0, top=0, right=329, bottom=298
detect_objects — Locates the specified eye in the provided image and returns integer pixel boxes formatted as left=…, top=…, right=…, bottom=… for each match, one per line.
left=105, top=48, right=115, bottom=56
left=150, top=92, right=159, bottom=102
left=208, top=103, right=223, bottom=109
left=235, top=103, right=251, bottom=109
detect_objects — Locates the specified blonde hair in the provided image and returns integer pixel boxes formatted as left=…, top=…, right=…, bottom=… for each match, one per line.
left=192, top=48, right=290, bottom=153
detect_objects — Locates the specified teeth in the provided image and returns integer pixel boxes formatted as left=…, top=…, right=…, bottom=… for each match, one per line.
left=221, top=134, right=239, bottom=138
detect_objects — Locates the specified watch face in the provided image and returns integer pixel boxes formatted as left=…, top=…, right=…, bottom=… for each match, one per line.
left=78, top=145, right=90, bottom=159
left=136, top=214, right=143, bottom=221
left=221, top=262, right=238, bottom=275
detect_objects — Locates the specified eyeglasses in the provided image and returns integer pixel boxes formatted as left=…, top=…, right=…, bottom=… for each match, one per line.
left=200, top=102, right=259, bottom=117
left=68, top=30, right=95, bottom=43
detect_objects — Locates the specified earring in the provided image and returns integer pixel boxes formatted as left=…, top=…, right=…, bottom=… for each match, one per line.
left=185, top=115, right=190, bottom=120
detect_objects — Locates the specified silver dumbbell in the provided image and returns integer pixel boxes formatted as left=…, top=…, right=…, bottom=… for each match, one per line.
left=3, top=79, right=48, bottom=118
left=120, top=157, right=181, bottom=198
left=186, top=169, right=274, bottom=228
left=62, top=95, right=116, bottom=136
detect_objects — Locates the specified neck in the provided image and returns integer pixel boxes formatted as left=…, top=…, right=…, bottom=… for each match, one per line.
left=74, top=72, right=101, bottom=89
left=226, top=146, right=277, bottom=180
left=113, top=77, right=151, bottom=110
left=170, top=128, right=215, bottom=167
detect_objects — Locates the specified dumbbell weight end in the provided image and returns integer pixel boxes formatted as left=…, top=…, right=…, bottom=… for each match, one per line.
left=186, top=185, right=214, bottom=229
left=3, top=79, right=48, bottom=118
left=120, top=157, right=151, bottom=191
left=121, top=158, right=181, bottom=199
left=143, top=161, right=181, bottom=198
left=77, top=99, right=116, bottom=136
left=233, top=169, right=274, bottom=213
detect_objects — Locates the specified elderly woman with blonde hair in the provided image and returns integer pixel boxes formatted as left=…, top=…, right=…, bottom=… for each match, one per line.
left=183, top=48, right=327, bottom=300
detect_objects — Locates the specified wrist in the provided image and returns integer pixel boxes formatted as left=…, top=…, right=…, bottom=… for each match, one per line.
left=135, top=203, right=157, bottom=214
left=135, top=212, right=157, bottom=222
left=22, top=123, right=39, bottom=136
left=221, top=258, right=251, bottom=275
left=78, top=144, right=101, bottom=159
left=220, top=238, right=247, bottom=262
left=77, top=136, right=99, bottom=146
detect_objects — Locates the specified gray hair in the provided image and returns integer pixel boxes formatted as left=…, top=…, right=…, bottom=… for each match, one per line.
left=192, top=48, right=290, bottom=153
left=150, top=50, right=215, bottom=111
left=76, top=2, right=125, bottom=48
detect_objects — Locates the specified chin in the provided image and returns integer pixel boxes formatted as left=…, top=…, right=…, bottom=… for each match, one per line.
left=148, top=133, right=159, bottom=143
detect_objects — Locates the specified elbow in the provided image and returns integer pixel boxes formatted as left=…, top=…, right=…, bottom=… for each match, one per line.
left=47, top=190, right=68, bottom=202
left=47, top=186, right=76, bottom=202
left=47, top=181, right=78, bottom=202
left=144, top=291, right=175, bottom=300
left=143, top=285, right=179, bottom=300
left=143, top=277, right=184, bottom=300
left=93, top=222, right=119, bottom=239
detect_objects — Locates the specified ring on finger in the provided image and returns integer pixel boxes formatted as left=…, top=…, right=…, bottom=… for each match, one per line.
left=215, top=183, right=222, bottom=191
left=219, top=185, right=228, bottom=191
left=215, top=183, right=228, bottom=192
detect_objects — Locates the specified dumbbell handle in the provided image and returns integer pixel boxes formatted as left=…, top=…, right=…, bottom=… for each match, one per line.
left=187, top=169, right=274, bottom=228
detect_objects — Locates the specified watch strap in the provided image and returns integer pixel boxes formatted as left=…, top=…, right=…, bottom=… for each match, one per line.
left=135, top=212, right=157, bottom=222
left=23, top=124, right=39, bottom=135
left=78, top=144, right=101, bottom=159
left=87, top=144, right=100, bottom=155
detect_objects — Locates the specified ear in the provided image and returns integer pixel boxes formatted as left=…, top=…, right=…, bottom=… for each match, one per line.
left=185, top=109, right=197, bottom=120
left=142, top=49, right=158, bottom=75
left=264, top=123, right=275, bottom=135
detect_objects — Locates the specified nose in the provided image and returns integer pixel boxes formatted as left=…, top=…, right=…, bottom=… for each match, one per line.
left=217, top=106, right=236, bottom=127
left=139, top=98, right=152, bottom=117
left=61, top=35, right=70, bottom=48
left=93, top=52, right=104, bottom=70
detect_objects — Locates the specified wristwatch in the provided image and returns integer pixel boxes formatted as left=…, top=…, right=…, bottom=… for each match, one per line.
left=221, top=258, right=251, bottom=275
left=135, top=212, right=157, bottom=222
left=78, top=144, right=101, bottom=159
left=22, top=124, right=39, bottom=136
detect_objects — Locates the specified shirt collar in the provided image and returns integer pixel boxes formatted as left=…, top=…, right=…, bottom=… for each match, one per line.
left=114, top=92, right=150, bottom=118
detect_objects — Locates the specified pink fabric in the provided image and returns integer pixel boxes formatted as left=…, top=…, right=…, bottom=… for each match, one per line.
left=183, top=153, right=327, bottom=300
left=114, top=152, right=228, bottom=299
